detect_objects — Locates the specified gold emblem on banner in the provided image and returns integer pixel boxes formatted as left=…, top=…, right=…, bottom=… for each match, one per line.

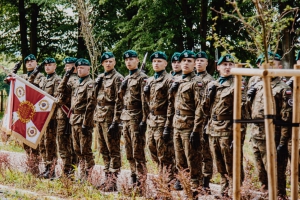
left=27, top=126, right=37, bottom=137
left=38, top=99, right=49, bottom=111
left=17, top=101, right=36, bottom=123
left=16, top=87, right=25, bottom=98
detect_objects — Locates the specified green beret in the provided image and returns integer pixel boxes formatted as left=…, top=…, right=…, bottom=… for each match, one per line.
left=171, top=52, right=181, bottom=62
left=150, top=51, right=167, bottom=62
left=63, top=57, right=77, bottom=64
left=255, top=54, right=264, bottom=64
left=296, top=51, right=300, bottom=61
left=75, top=58, right=91, bottom=67
left=43, top=57, right=56, bottom=64
left=123, top=50, right=138, bottom=59
left=260, top=51, right=281, bottom=64
left=217, top=54, right=235, bottom=65
left=179, top=50, right=196, bottom=61
left=24, top=54, right=36, bottom=62
left=101, top=52, right=115, bottom=63
left=196, top=51, right=208, bottom=59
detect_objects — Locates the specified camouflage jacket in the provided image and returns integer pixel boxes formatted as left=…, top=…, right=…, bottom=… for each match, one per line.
left=170, top=70, right=182, bottom=78
left=117, top=69, right=148, bottom=122
left=19, top=72, right=44, bottom=85
left=248, top=76, right=292, bottom=145
left=202, top=76, right=247, bottom=137
left=94, top=69, right=124, bottom=123
left=57, top=75, right=96, bottom=127
left=165, top=71, right=202, bottom=132
left=145, top=70, right=173, bottom=127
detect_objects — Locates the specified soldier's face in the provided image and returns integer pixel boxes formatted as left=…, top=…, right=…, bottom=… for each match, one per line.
left=77, top=66, right=90, bottom=77
left=25, top=60, right=37, bottom=71
left=172, top=61, right=181, bottom=72
left=181, top=58, right=195, bottom=74
left=125, top=57, right=139, bottom=70
left=44, top=63, right=57, bottom=74
left=152, top=58, right=167, bottom=72
left=217, top=62, right=234, bottom=77
left=64, top=63, right=77, bottom=73
left=297, top=60, right=300, bottom=65
left=102, top=58, right=116, bottom=72
left=272, top=60, right=282, bottom=69
left=195, top=58, right=208, bottom=72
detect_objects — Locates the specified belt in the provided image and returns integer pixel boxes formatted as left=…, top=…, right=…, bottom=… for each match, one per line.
left=212, top=114, right=232, bottom=121
left=124, top=104, right=142, bottom=110
left=151, top=110, right=167, bottom=116
left=73, top=110, right=85, bottom=114
left=98, top=102, right=115, bottom=107
left=175, top=110, right=194, bottom=116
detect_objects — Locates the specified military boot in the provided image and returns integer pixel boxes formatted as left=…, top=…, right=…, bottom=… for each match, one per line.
left=104, top=172, right=118, bottom=192
left=131, top=174, right=137, bottom=185
left=174, top=179, right=183, bottom=191
left=98, top=172, right=110, bottom=190
left=42, top=165, right=55, bottom=179
left=38, top=165, right=48, bottom=178
left=203, top=177, right=211, bottom=194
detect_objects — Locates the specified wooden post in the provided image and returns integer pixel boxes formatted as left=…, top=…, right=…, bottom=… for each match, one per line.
left=291, top=64, right=300, bottom=200
left=261, top=62, right=277, bottom=200
left=233, top=64, right=242, bottom=200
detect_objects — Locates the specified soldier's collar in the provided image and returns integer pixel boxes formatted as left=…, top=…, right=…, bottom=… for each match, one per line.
left=46, top=73, right=55, bottom=79
left=129, top=68, right=138, bottom=76
left=104, top=69, right=115, bottom=76
left=79, top=75, right=89, bottom=84
left=27, top=70, right=34, bottom=76
left=154, top=70, right=165, bottom=80
left=196, top=71, right=206, bottom=76
left=172, top=70, right=181, bottom=76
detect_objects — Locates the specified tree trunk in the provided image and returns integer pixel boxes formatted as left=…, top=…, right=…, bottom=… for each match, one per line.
left=30, top=3, right=40, bottom=60
left=18, top=0, right=29, bottom=73
left=181, top=0, right=193, bottom=49
left=200, top=0, right=208, bottom=51
left=77, top=19, right=88, bottom=58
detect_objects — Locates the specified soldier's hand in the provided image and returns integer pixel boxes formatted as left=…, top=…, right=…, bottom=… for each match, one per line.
left=108, top=121, right=119, bottom=139
left=208, top=84, right=216, bottom=99
left=81, top=125, right=89, bottom=136
left=247, top=87, right=257, bottom=101
left=139, top=121, right=147, bottom=135
left=32, top=61, right=45, bottom=76
left=95, top=76, right=103, bottom=87
left=143, top=84, right=150, bottom=94
left=169, top=82, right=180, bottom=93
left=163, top=127, right=171, bottom=143
left=12, top=61, right=22, bottom=74
left=189, top=132, right=200, bottom=150
left=65, top=66, right=75, bottom=78
left=286, top=79, right=293, bottom=89
left=120, top=79, right=128, bottom=91
left=276, top=144, right=287, bottom=161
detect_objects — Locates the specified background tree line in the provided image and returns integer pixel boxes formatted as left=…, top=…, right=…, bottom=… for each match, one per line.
left=0, top=0, right=299, bottom=77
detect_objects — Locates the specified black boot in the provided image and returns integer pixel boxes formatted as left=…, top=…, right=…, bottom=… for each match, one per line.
left=203, top=177, right=211, bottom=194
left=174, top=179, right=183, bottom=191
left=105, top=172, right=118, bottom=192
left=131, top=174, right=137, bottom=185
left=38, top=165, right=49, bottom=178
left=98, top=172, right=110, bottom=190
left=192, top=190, right=199, bottom=200
left=43, top=165, right=55, bottom=179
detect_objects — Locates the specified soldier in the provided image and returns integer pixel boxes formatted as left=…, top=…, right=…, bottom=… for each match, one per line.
left=201, top=54, right=246, bottom=197
left=94, top=52, right=123, bottom=191
left=117, top=50, right=149, bottom=189
left=144, top=51, right=175, bottom=185
left=28, top=57, right=61, bottom=179
left=195, top=51, right=214, bottom=192
left=56, top=57, right=78, bottom=178
left=57, top=58, right=96, bottom=181
left=165, top=50, right=202, bottom=198
left=170, top=52, right=182, bottom=77
left=247, top=53, right=292, bottom=197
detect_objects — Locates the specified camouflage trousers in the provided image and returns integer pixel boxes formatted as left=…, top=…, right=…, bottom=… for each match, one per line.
left=57, top=119, right=77, bottom=172
left=174, top=128, right=202, bottom=187
left=209, top=135, right=233, bottom=195
left=201, top=133, right=213, bottom=179
left=39, top=119, right=57, bottom=167
left=24, top=143, right=39, bottom=158
left=251, top=138, right=288, bottom=195
left=147, top=126, right=175, bottom=182
left=123, top=119, right=147, bottom=178
left=288, top=139, right=300, bottom=181
left=72, top=124, right=95, bottom=171
left=96, top=121, right=121, bottom=173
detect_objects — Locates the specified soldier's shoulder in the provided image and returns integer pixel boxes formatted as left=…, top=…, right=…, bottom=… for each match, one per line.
left=37, top=73, right=45, bottom=78
left=203, top=73, right=215, bottom=82
left=114, top=71, right=124, bottom=80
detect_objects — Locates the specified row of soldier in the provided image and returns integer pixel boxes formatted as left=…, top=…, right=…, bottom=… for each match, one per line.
left=5, top=49, right=300, bottom=199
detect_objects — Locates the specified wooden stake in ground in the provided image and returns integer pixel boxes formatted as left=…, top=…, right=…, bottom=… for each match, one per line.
left=233, top=64, right=242, bottom=199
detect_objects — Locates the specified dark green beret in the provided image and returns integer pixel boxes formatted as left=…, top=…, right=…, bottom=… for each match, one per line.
left=296, top=51, right=300, bottom=61
left=217, top=54, right=235, bottom=65
left=43, top=57, right=56, bottom=64
left=63, top=57, right=77, bottom=64
left=24, top=54, right=36, bottom=62
left=101, top=52, right=115, bottom=63
left=260, top=51, right=281, bottom=64
left=196, top=51, right=208, bottom=59
left=255, top=54, right=264, bottom=64
left=179, top=50, right=196, bottom=61
left=75, top=58, right=91, bottom=67
left=123, top=50, right=138, bottom=59
left=150, top=51, right=167, bottom=62
left=171, top=52, right=181, bottom=62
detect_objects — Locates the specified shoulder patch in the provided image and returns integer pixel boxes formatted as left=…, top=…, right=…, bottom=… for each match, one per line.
left=197, top=82, right=203, bottom=87
left=241, top=86, right=245, bottom=91
left=286, top=90, right=292, bottom=95
left=144, top=78, right=148, bottom=82
left=88, top=84, right=93, bottom=88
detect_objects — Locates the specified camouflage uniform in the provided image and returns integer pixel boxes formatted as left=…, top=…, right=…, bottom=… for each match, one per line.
left=19, top=72, right=44, bottom=157
left=56, top=73, right=78, bottom=174
left=117, top=69, right=149, bottom=180
left=201, top=76, right=247, bottom=195
left=247, top=77, right=292, bottom=195
left=29, top=73, right=61, bottom=169
left=94, top=69, right=123, bottom=173
left=57, top=74, right=96, bottom=175
left=166, top=71, right=202, bottom=188
left=145, top=70, right=175, bottom=182
left=170, top=70, right=182, bottom=78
